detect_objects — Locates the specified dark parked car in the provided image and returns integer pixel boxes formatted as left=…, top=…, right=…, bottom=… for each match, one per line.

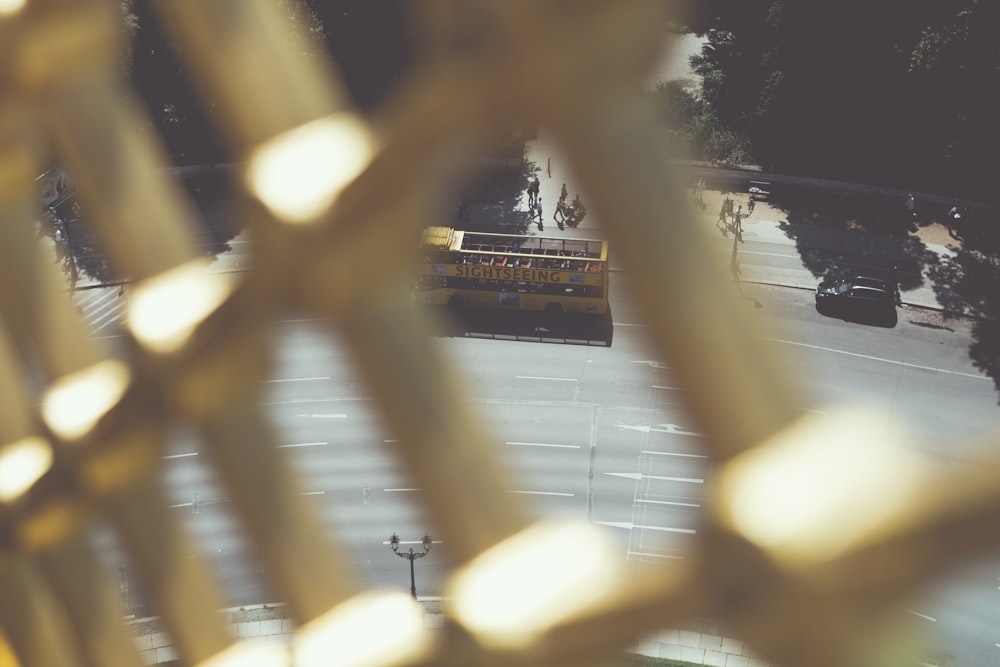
left=815, top=275, right=896, bottom=317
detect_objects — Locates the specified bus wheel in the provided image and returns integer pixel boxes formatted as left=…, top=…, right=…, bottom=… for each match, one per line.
left=447, top=296, right=466, bottom=309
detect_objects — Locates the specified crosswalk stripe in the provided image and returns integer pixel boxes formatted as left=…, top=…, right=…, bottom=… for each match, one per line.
left=73, top=287, right=127, bottom=332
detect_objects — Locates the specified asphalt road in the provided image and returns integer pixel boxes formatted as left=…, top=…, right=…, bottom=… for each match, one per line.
left=76, top=234, right=1000, bottom=666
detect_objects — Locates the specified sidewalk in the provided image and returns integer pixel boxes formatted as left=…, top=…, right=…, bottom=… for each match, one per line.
left=131, top=600, right=768, bottom=667
left=520, top=134, right=963, bottom=314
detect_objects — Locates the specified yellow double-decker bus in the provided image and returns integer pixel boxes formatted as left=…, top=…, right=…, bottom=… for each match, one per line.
left=416, top=227, right=610, bottom=316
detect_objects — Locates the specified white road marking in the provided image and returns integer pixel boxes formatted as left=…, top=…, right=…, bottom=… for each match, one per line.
left=904, top=608, right=936, bottom=622
left=384, top=488, right=422, bottom=492
left=739, top=250, right=801, bottom=259
left=298, top=491, right=326, bottom=496
left=278, top=441, right=328, bottom=448
left=296, top=413, right=347, bottom=419
left=597, top=521, right=696, bottom=534
left=507, top=490, right=574, bottom=497
left=605, top=472, right=703, bottom=484
left=636, top=498, right=701, bottom=508
left=515, top=375, right=577, bottom=382
left=642, top=450, right=708, bottom=459
left=627, top=550, right=685, bottom=560
left=163, top=452, right=198, bottom=459
left=506, top=441, right=581, bottom=449
left=618, top=316, right=989, bottom=381
left=264, top=376, right=331, bottom=383
left=607, top=472, right=642, bottom=481
left=263, top=397, right=368, bottom=406
left=770, top=338, right=990, bottom=380
left=631, top=360, right=667, bottom=368
left=83, top=295, right=124, bottom=330
left=617, top=423, right=703, bottom=437
left=646, top=474, right=704, bottom=484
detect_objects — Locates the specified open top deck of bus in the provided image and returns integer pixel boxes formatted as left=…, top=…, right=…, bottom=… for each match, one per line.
left=416, top=227, right=611, bottom=319
left=421, top=227, right=607, bottom=261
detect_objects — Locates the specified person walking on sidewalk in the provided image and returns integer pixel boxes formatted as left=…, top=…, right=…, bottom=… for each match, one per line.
left=535, top=197, right=544, bottom=231
left=527, top=176, right=540, bottom=207
left=716, top=204, right=729, bottom=237
left=747, top=195, right=755, bottom=215
left=947, top=200, right=964, bottom=239
left=733, top=206, right=744, bottom=243
left=889, top=264, right=902, bottom=305
left=559, top=183, right=568, bottom=203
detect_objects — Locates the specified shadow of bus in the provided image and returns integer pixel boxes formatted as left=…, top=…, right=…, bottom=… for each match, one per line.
left=422, top=306, right=614, bottom=347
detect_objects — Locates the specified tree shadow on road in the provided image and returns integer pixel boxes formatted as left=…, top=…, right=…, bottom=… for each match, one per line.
left=182, top=169, right=248, bottom=257
left=927, top=237, right=1000, bottom=401
left=60, top=168, right=248, bottom=286
left=451, top=162, right=539, bottom=236
left=767, top=185, right=1000, bottom=402
left=423, top=306, right=613, bottom=347
left=770, top=187, right=938, bottom=291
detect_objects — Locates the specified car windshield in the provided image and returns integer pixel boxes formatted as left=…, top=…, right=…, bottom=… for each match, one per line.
left=837, top=282, right=851, bottom=294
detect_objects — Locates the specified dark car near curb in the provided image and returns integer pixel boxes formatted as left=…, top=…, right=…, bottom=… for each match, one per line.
left=815, top=275, right=896, bottom=318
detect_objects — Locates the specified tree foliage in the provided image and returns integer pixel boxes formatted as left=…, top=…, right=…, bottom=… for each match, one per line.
left=122, top=0, right=415, bottom=166
left=651, top=81, right=751, bottom=165
left=686, top=0, right=1000, bottom=200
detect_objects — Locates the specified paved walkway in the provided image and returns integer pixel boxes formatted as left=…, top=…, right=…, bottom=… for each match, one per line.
left=520, top=132, right=970, bottom=314
left=130, top=600, right=768, bottom=667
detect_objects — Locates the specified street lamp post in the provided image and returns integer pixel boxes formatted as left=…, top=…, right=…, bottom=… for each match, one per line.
left=388, top=533, right=432, bottom=600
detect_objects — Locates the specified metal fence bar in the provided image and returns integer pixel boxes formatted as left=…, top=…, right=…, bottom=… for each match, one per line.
left=0, top=1, right=997, bottom=667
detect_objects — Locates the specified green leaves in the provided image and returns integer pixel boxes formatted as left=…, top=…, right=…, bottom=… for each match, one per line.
left=683, top=0, right=1000, bottom=198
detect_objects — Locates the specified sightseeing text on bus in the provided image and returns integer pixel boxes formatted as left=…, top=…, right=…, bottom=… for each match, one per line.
left=455, top=265, right=565, bottom=282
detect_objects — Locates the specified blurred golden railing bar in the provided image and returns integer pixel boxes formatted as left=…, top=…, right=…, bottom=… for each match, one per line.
left=156, top=0, right=534, bottom=565
left=16, top=0, right=200, bottom=279
left=339, top=296, right=532, bottom=560
left=18, top=0, right=356, bottom=637
left=35, top=539, right=146, bottom=667
left=0, top=557, right=82, bottom=667
left=0, top=100, right=100, bottom=377
left=0, top=1, right=999, bottom=667
left=0, top=288, right=140, bottom=667
left=0, top=315, right=77, bottom=667
left=153, top=0, right=348, bottom=154
left=0, top=41, right=235, bottom=662
left=198, top=399, right=361, bottom=622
